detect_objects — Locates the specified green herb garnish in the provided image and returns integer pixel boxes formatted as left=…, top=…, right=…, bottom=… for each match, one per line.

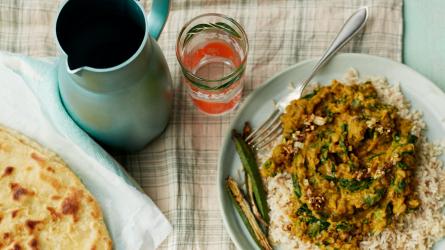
left=338, top=177, right=373, bottom=192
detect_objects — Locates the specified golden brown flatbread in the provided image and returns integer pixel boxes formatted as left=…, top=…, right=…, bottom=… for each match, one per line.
left=0, top=125, right=112, bottom=250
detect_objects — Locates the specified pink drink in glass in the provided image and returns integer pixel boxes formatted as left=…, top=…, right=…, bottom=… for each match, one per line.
left=177, top=14, right=248, bottom=115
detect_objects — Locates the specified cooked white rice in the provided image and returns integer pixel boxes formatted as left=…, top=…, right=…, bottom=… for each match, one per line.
left=261, top=69, right=445, bottom=250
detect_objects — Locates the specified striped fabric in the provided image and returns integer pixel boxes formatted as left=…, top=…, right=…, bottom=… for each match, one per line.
left=0, top=0, right=403, bottom=249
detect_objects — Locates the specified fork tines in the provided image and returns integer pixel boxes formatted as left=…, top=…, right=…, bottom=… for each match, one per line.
left=245, top=109, right=283, bottom=151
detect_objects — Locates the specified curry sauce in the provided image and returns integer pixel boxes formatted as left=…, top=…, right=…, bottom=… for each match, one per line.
left=261, top=81, right=420, bottom=249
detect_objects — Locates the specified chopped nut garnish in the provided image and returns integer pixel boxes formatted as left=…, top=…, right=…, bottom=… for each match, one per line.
left=366, top=118, right=377, bottom=128
left=294, top=141, right=304, bottom=149
left=313, top=116, right=327, bottom=126
left=309, top=195, right=326, bottom=210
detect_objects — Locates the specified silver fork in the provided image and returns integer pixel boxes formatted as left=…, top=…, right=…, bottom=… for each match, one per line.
left=246, top=6, right=369, bottom=150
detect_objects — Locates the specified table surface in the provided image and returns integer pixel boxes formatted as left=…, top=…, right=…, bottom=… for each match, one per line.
left=404, top=0, right=445, bottom=91
left=0, top=0, right=442, bottom=249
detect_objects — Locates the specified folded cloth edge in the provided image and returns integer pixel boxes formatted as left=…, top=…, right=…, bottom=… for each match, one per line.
left=0, top=51, right=172, bottom=249
left=0, top=52, right=142, bottom=188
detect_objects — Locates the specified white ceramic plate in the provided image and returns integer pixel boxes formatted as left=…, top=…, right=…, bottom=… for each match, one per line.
left=217, top=53, right=445, bottom=249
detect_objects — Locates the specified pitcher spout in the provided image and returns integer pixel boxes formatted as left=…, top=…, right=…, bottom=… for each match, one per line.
left=66, top=59, right=84, bottom=75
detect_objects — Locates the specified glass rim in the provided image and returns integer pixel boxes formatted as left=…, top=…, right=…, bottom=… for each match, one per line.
left=175, top=13, right=249, bottom=85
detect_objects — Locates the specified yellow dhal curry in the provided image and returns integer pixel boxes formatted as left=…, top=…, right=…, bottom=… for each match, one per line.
left=261, top=81, right=420, bottom=249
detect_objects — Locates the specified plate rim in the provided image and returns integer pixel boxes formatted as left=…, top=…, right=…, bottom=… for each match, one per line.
left=217, top=52, right=445, bottom=249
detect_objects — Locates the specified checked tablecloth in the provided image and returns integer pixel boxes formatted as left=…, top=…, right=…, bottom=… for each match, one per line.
left=0, top=0, right=403, bottom=249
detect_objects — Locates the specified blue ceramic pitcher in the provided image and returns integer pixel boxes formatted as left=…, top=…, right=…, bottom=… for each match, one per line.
left=55, top=0, right=172, bottom=151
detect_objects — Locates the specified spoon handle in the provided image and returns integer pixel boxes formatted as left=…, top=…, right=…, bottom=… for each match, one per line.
left=278, top=7, right=369, bottom=109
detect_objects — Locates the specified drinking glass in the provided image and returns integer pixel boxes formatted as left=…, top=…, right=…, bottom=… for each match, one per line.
left=176, top=13, right=249, bottom=116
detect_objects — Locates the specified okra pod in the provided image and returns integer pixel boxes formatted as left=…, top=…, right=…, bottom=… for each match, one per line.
left=247, top=175, right=269, bottom=229
left=232, top=130, right=270, bottom=223
left=226, top=177, right=272, bottom=250
left=243, top=122, right=252, bottom=139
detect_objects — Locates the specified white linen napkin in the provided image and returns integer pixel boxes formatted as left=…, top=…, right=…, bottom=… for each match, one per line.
left=0, top=51, right=172, bottom=250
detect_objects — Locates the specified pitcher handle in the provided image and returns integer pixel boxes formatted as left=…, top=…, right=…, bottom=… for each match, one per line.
left=146, top=0, right=170, bottom=40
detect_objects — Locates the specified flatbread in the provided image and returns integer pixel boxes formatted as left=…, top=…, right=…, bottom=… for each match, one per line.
left=0, top=125, right=112, bottom=250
